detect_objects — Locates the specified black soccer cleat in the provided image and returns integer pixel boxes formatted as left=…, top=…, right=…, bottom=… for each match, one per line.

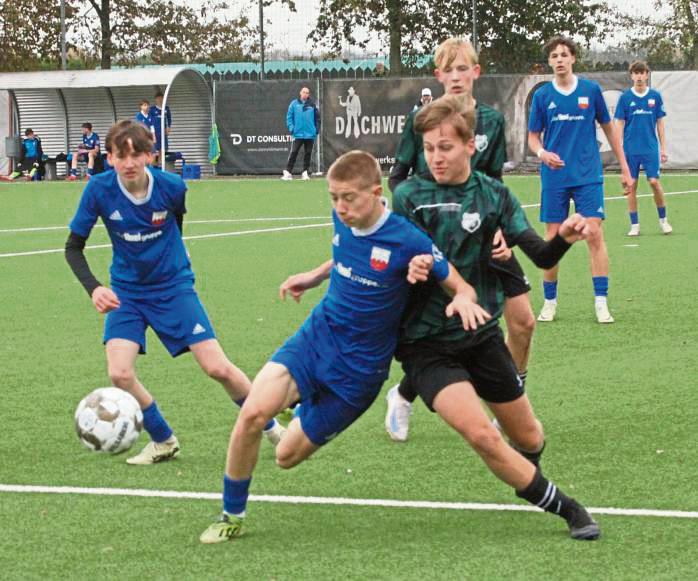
left=566, top=500, right=601, bottom=541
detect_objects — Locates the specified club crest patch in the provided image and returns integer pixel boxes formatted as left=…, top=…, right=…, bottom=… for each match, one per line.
left=461, top=212, right=481, bottom=233
left=370, top=246, right=391, bottom=271
left=151, top=211, right=168, bottom=225
left=578, top=96, right=589, bottom=109
left=648, top=98, right=656, bottom=108
left=475, top=134, right=489, bottom=152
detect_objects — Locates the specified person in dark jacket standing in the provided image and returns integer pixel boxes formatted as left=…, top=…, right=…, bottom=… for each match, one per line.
left=282, top=87, right=320, bottom=181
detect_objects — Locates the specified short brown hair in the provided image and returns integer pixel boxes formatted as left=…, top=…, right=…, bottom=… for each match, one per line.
left=434, top=38, right=478, bottom=70
left=544, top=36, right=577, bottom=57
left=327, top=150, right=382, bottom=190
left=139, top=99, right=150, bottom=107
left=414, top=94, right=476, bottom=143
left=629, top=60, right=650, bottom=74
left=105, top=120, right=154, bottom=154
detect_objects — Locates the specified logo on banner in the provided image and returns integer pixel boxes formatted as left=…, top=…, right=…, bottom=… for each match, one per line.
left=334, top=85, right=407, bottom=139
left=648, top=98, right=656, bottom=108
left=370, top=246, right=391, bottom=271
left=475, top=134, right=489, bottom=152
left=578, top=96, right=589, bottom=110
left=461, top=212, right=481, bottom=233
left=151, top=211, right=167, bottom=225
left=230, top=134, right=242, bottom=145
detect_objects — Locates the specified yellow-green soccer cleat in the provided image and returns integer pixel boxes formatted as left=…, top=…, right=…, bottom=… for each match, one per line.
left=126, top=436, right=180, bottom=465
left=200, top=514, right=244, bottom=544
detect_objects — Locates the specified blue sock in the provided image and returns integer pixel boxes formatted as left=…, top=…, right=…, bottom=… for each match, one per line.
left=543, top=280, right=558, bottom=301
left=234, top=397, right=275, bottom=431
left=629, top=211, right=639, bottom=225
left=142, top=401, right=173, bottom=443
left=87, top=168, right=94, bottom=176
left=70, top=169, right=77, bottom=176
left=592, top=276, right=609, bottom=298
left=657, top=207, right=666, bottom=219
left=223, top=475, right=251, bottom=516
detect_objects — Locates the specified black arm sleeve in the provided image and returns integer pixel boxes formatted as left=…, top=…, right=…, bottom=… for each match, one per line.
left=65, top=231, right=102, bottom=297
left=388, top=162, right=411, bottom=193
left=175, top=212, right=184, bottom=234
left=511, top=229, right=572, bottom=270
left=490, top=169, right=503, bottom=182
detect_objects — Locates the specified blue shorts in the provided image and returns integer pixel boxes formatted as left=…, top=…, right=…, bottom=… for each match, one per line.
left=104, top=288, right=216, bottom=357
left=540, top=182, right=605, bottom=223
left=626, top=153, right=660, bottom=180
left=271, top=327, right=382, bottom=446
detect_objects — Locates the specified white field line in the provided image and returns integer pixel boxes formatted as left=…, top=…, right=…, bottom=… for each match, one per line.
left=0, top=483, right=696, bottom=519
left=0, top=222, right=332, bottom=259
left=0, top=189, right=696, bottom=260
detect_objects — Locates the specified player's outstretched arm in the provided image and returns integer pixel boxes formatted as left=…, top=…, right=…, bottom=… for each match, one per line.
left=600, top=121, right=632, bottom=194
left=279, top=259, right=333, bottom=303
left=440, top=264, right=490, bottom=331
left=512, top=214, right=586, bottom=270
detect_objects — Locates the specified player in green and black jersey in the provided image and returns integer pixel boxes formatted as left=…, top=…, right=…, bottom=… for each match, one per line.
left=392, top=94, right=600, bottom=541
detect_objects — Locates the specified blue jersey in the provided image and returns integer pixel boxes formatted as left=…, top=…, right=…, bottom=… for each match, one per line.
left=136, top=111, right=156, bottom=134
left=150, top=104, right=172, bottom=132
left=69, top=168, right=193, bottom=298
left=301, top=209, right=448, bottom=397
left=528, top=77, right=610, bottom=189
left=81, top=132, right=100, bottom=151
left=23, top=137, right=39, bottom=158
left=614, top=88, right=666, bottom=156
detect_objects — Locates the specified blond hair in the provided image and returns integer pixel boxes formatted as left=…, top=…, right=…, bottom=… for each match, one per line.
left=327, top=150, right=382, bottom=189
left=414, top=94, right=477, bottom=143
left=434, top=38, right=479, bottom=70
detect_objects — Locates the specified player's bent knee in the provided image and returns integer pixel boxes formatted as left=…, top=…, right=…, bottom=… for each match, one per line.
left=202, top=360, right=234, bottom=383
left=108, top=367, right=136, bottom=388
left=464, top=424, right=505, bottom=457
left=238, top=404, right=273, bottom=432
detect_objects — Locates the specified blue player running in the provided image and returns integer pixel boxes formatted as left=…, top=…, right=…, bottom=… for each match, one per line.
left=614, top=60, right=672, bottom=236
left=528, top=36, right=632, bottom=324
left=65, top=120, right=284, bottom=465
left=199, top=150, right=487, bottom=544
left=68, top=122, right=101, bottom=181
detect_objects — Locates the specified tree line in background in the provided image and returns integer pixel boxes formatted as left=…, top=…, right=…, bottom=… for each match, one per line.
left=0, top=0, right=695, bottom=73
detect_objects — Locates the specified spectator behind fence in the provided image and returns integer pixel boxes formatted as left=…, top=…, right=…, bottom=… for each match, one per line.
left=68, top=122, right=100, bottom=181
left=282, top=86, right=320, bottom=181
left=413, top=87, right=433, bottom=111
left=10, top=128, right=44, bottom=181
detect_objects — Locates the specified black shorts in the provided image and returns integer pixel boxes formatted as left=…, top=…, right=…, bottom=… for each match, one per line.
left=490, top=252, right=531, bottom=298
left=396, top=326, right=524, bottom=411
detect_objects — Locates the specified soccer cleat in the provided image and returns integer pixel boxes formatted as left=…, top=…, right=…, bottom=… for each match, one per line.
left=281, top=170, right=293, bottom=181
left=263, top=420, right=286, bottom=447
left=537, top=300, right=557, bottom=322
left=384, top=385, right=412, bottom=442
left=9, top=171, right=22, bottom=180
left=565, top=500, right=601, bottom=541
left=301, top=170, right=310, bottom=180
left=199, top=514, right=244, bottom=544
left=126, top=435, right=180, bottom=465
left=627, top=224, right=640, bottom=236
left=67, top=174, right=78, bottom=181
left=660, top=220, right=673, bottom=235
left=595, top=302, right=614, bottom=324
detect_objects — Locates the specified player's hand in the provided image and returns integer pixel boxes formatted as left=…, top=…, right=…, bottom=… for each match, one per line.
left=491, top=229, right=512, bottom=262
left=620, top=169, right=633, bottom=196
left=92, top=286, right=120, bottom=314
left=540, top=150, right=565, bottom=170
left=407, top=254, right=434, bottom=284
left=660, top=151, right=668, bottom=164
left=279, top=272, right=317, bottom=303
left=559, top=213, right=588, bottom=243
left=445, top=294, right=491, bottom=331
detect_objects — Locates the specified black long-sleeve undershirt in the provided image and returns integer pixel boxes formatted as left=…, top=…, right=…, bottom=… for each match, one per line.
left=510, top=229, right=571, bottom=270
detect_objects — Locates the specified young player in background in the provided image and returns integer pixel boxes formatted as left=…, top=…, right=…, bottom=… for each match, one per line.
left=68, top=122, right=101, bottom=181
left=200, top=150, right=485, bottom=544
left=614, top=60, right=672, bottom=236
left=150, top=92, right=172, bottom=165
left=528, top=36, right=632, bottom=324
left=64, top=120, right=283, bottom=465
left=386, top=38, right=536, bottom=443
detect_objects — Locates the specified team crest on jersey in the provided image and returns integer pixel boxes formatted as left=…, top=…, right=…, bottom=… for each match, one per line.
left=648, top=98, right=656, bottom=108
left=151, top=211, right=167, bottom=225
left=370, top=246, right=391, bottom=271
left=578, top=96, right=589, bottom=110
left=475, top=134, right=489, bottom=152
left=461, top=212, right=481, bottom=233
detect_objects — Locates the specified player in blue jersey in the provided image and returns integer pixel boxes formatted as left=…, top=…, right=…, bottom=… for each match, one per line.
left=135, top=99, right=157, bottom=145
left=150, top=92, right=172, bottom=165
left=199, top=150, right=487, bottom=544
left=10, top=128, right=43, bottom=181
left=528, top=36, right=632, bottom=324
left=65, top=120, right=284, bottom=465
left=68, top=122, right=101, bottom=181
left=614, top=60, right=672, bottom=236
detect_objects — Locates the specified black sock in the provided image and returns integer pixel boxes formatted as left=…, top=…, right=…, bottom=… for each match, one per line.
left=515, top=468, right=577, bottom=522
left=513, top=440, right=545, bottom=467
left=397, top=376, right=418, bottom=403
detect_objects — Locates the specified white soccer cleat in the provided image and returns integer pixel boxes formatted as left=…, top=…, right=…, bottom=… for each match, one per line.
left=301, top=170, right=310, bottom=180
left=263, top=420, right=286, bottom=447
left=385, top=385, right=412, bottom=442
left=627, top=224, right=640, bottom=237
left=126, top=435, right=180, bottom=465
left=537, top=300, right=557, bottom=322
left=595, top=302, right=614, bottom=324
left=660, top=219, right=673, bottom=235
left=281, top=170, right=293, bottom=181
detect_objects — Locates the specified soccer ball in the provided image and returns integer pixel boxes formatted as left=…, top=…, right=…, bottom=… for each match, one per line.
left=75, top=387, right=143, bottom=453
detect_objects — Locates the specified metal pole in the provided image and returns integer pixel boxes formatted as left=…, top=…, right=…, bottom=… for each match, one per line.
left=472, top=0, right=478, bottom=53
left=259, top=0, right=265, bottom=81
left=61, top=0, right=67, bottom=70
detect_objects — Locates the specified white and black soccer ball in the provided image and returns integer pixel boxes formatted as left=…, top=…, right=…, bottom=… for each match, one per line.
left=75, top=387, right=143, bottom=453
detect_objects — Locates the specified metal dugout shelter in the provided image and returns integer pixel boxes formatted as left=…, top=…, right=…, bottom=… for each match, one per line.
left=0, top=67, right=212, bottom=175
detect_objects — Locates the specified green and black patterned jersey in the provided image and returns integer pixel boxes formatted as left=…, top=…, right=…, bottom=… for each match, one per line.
left=393, top=171, right=530, bottom=344
left=393, top=103, right=507, bottom=182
